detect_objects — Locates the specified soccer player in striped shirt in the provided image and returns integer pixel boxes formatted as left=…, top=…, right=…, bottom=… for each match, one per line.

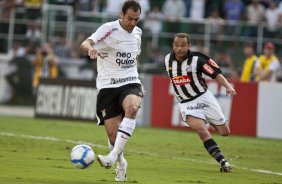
left=165, top=33, right=237, bottom=172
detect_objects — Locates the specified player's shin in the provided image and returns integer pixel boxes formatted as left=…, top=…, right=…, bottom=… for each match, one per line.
left=109, top=117, right=136, bottom=158
left=108, top=139, right=126, bottom=166
left=203, top=138, right=227, bottom=164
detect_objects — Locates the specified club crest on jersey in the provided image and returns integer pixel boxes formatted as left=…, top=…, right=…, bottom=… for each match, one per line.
left=112, top=28, right=118, bottom=32
left=203, top=64, right=214, bottom=74
left=172, top=76, right=191, bottom=85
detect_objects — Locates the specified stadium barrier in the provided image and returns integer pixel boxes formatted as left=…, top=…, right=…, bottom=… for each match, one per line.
left=34, top=76, right=151, bottom=126
left=34, top=75, right=282, bottom=139
left=35, top=78, right=97, bottom=121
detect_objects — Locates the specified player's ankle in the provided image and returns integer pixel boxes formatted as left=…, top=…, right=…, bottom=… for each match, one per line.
left=117, top=158, right=127, bottom=168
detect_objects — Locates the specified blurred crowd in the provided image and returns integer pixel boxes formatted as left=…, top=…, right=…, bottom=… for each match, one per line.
left=0, top=0, right=282, bottom=104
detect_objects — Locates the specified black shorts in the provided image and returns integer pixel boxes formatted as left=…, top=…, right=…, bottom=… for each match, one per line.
left=96, top=83, right=145, bottom=125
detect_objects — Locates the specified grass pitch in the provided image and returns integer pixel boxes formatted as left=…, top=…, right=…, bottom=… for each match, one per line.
left=0, top=116, right=281, bottom=184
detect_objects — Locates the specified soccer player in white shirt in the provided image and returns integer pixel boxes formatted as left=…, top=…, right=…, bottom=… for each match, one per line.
left=80, top=0, right=144, bottom=181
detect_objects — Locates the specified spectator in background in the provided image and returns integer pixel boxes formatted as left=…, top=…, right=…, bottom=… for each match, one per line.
left=7, top=41, right=26, bottom=60
left=135, top=0, right=150, bottom=21
left=223, top=0, right=244, bottom=35
left=205, top=0, right=223, bottom=18
left=75, top=0, right=99, bottom=15
left=244, top=0, right=265, bottom=37
left=207, top=9, right=225, bottom=45
left=255, top=42, right=281, bottom=82
left=54, top=0, right=76, bottom=21
left=53, top=36, right=72, bottom=58
left=189, top=0, right=205, bottom=21
left=265, top=1, right=280, bottom=38
left=214, top=51, right=234, bottom=78
left=55, top=0, right=75, bottom=6
left=224, top=0, right=244, bottom=22
left=0, top=0, right=23, bottom=53
left=277, top=2, right=282, bottom=39
left=183, top=0, right=192, bottom=17
left=240, top=42, right=258, bottom=82
left=143, top=5, right=163, bottom=34
left=5, top=41, right=33, bottom=103
left=162, top=0, right=186, bottom=21
left=24, top=0, right=43, bottom=41
left=162, top=0, right=186, bottom=33
left=105, top=0, right=124, bottom=18
left=32, top=43, right=58, bottom=94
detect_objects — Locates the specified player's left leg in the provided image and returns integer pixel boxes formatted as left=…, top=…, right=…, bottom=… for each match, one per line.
left=109, top=94, right=141, bottom=158
left=186, top=115, right=232, bottom=172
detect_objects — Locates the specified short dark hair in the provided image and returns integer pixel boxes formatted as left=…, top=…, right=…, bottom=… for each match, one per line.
left=173, top=33, right=190, bottom=44
left=122, top=0, right=141, bottom=15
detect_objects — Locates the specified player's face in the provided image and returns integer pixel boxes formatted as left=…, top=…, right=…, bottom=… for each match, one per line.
left=173, top=37, right=190, bottom=60
left=120, top=8, right=140, bottom=32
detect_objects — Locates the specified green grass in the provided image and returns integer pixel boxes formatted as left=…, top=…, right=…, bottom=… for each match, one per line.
left=0, top=116, right=281, bottom=184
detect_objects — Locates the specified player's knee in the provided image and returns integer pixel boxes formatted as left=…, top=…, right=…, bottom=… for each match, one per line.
left=220, top=129, right=230, bottom=136
left=219, top=127, right=230, bottom=136
left=124, top=104, right=139, bottom=118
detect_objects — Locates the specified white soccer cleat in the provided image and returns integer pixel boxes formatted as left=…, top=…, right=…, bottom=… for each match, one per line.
left=97, top=154, right=117, bottom=169
left=115, top=159, right=128, bottom=182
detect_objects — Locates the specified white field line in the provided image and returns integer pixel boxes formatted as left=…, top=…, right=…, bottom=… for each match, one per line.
left=1, top=131, right=282, bottom=176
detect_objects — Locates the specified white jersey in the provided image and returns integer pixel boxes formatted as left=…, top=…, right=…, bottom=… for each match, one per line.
left=88, top=20, right=142, bottom=90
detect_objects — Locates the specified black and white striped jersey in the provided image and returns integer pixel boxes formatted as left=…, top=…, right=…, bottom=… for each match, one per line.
left=165, top=51, right=222, bottom=103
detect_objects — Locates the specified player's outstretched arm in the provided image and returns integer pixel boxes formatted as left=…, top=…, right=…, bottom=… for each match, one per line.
left=215, top=74, right=237, bottom=96
left=80, top=39, right=101, bottom=60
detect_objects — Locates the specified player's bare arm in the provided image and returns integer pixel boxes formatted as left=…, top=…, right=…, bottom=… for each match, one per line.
left=215, top=74, right=237, bottom=96
left=80, top=39, right=101, bottom=60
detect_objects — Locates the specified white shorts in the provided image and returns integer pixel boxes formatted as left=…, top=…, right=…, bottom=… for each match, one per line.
left=178, top=90, right=227, bottom=126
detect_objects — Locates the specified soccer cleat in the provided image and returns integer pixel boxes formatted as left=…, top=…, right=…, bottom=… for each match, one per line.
left=220, top=161, right=232, bottom=172
left=115, top=159, right=128, bottom=182
left=97, top=154, right=117, bottom=169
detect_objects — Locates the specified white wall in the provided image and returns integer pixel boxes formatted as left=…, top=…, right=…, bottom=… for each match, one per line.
left=257, top=82, right=282, bottom=139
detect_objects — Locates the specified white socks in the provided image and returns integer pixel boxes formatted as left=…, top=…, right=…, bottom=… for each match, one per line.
left=110, top=117, right=136, bottom=158
left=108, top=139, right=125, bottom=162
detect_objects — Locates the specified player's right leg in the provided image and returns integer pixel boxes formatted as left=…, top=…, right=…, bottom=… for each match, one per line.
left=186, top=115, right=232, bottom=172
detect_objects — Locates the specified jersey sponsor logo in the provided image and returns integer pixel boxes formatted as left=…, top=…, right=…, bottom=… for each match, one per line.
left=110, top=76, right=137, bottom=84
left=187, top=103, right=209, bottom=110
left=172, top=76, right=191, bottom=85
left=208, top=59, right=219, bottom=68
left=116, top=52, right=136, bottom=69
left=203, top=64, right=215, bottom=74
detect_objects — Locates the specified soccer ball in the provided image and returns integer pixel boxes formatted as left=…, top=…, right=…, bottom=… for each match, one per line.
left=70, top=144, right=95, bottom=169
